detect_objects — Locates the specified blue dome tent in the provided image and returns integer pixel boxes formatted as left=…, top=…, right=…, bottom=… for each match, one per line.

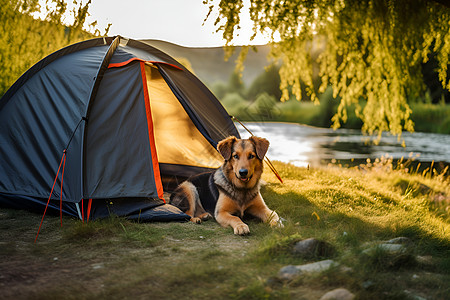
left=0, top=36, right=240, bottom=225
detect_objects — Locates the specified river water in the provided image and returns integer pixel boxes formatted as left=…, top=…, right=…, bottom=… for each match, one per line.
left=237, top=122, right=450, bottom=172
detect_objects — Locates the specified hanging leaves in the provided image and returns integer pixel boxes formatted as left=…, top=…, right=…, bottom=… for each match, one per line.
left=205, top=0, right=450, bottom=138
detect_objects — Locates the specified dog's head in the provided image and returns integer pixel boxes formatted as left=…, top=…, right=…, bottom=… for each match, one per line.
left=217, top=136, right=269, bottom=188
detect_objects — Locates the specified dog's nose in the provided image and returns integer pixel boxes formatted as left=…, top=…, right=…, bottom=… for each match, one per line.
left=239, top=169, right=248, bottom=177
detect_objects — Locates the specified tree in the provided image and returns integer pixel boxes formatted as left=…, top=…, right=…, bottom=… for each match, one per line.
left=205, top=0, right=450, bottom=138
left=246, top=63, right=282, bottom=101
left=0, top=0, right=107, bottom=96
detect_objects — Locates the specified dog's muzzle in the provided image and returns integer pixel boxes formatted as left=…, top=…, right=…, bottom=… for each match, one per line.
left=236, top=169, right=252, bottom=182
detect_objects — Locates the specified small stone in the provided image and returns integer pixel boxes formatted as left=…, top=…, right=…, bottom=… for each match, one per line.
left=297, top=259, right=338, bottom=273
left=293, top=238, right=335, bottom=258
left=92, top=263, right=104, bottom=270
left=319, top=288, right=355, bottom=300
left=278, top=260, right=339, bottom=281
left=278, top=265, right=300, bottom=281
left=385, top=237, right=412, bottom=245
left=362, top=243, right=415, bottom=269
left=361, top=280, right=375, bottom=290
left=362, top=243, right=407, bottom=256
left=416, top=255, right=433, bottom=266
left=339, top=265, right=353, bottom=273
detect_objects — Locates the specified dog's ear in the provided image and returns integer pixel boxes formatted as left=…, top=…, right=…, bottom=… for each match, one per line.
left=250, top=136, right=270, bottom=160
left=217, top=136, right=237, bottom=160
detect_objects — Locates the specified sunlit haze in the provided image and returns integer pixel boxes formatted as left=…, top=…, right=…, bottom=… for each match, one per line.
left=36, top=0, right=272, bottom=47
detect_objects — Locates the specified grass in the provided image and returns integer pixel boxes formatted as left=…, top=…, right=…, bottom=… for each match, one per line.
left=1, top=161, right=449, bottom=299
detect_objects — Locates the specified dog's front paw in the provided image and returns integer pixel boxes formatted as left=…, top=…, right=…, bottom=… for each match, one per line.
left=270, top=217, right=284, bottom=228
left=268, top=211, right=284, bottom=228
left=234, top=223, right=250, bottom=235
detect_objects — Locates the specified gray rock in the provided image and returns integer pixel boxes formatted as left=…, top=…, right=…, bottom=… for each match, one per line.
left=385, top=237, right=412, bottom=245
left=361, top=280, right=375, bottom=290
left=362, top=243, right=407, bottom=256
left=293, top=238, right=335, bottom=258
left=416, top=255, right=433, bottom=266
left=362, top=243, right=415, bottom=269
left=278, top=265, right=300, bottom=281
left=320, top=288, right=355, bottom=300
left=298, top=259, right=338, bottom=273
left=278, top=260, right=339, bottom=281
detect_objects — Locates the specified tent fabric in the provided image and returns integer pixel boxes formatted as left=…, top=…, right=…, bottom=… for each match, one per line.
left=0, top=36, right=240, bottom=222
left=0, top=45, right=110, bottom=202
left=84, top=63, right=164, bottom=200
left=0, top=193, right=189, bottom=222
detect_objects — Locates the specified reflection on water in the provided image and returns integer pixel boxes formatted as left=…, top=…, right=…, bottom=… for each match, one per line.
left=237, top=122, right=450, bottom=171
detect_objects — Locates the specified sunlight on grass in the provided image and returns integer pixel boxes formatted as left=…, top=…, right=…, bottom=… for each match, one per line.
left=1, top=160, right=449, bottom=299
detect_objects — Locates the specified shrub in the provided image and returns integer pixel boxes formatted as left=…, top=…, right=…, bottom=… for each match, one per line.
left=220, top=93, right=250, bottom=118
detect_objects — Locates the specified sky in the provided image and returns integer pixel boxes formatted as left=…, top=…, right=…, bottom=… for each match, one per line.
left=81, top=0, right=271, bottom=47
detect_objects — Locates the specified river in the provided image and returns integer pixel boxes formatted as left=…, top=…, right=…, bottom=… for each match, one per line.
left=237, top=122, right=450, bottom=173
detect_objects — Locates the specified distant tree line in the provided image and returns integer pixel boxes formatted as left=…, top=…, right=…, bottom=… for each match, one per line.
left=210, top=60, right=450, bottom=134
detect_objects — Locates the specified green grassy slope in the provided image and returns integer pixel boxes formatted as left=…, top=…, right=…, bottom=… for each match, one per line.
left=1, top=162, right=448, bottom=299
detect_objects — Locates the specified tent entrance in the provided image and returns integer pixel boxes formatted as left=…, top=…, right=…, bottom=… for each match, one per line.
left=144, top=63, right=223, bottom=171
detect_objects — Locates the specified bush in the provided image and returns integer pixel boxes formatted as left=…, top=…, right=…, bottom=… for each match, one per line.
left=309, top=87, right=336, bottom=127
left=220, top=93, right=250, bottom=118
left=246, top=64, right=282, bottom=101
left=276, top=99, right=321, bottom=124
left=246, top=92, right=279, bottom=121
left=410, top=103, right=450, bottom=133
left=210, top=81, right=228, bottom=100
left=439, top=116, right=450, bottom=134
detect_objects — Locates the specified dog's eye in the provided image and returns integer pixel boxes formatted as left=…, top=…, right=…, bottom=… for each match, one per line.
left=248, top=154, right=255, bottom=159
left=233, top=154, right=239, bottom=159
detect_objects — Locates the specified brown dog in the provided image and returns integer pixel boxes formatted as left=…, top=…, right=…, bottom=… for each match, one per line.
left=170, top=136, right=283, bottom=235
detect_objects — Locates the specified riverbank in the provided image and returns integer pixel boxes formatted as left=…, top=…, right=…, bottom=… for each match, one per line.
left=1, top=161, right=449, bottom=299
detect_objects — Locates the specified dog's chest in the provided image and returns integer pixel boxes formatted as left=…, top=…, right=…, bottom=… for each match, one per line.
left=221, top=187, right=258, bottom=207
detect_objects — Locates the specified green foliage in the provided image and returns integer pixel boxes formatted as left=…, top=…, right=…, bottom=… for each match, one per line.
left=247, top=92, right=279, bottom=120
left=246, top=63, right=281, bottom=100
left=206, top=0, right=450, bottom=137
left=0, top=0, right=105, bottom=97
left=211, top=81, right=228, bottom=99
left=410, top=103, right=450, bottom=134
left=220, top=92, right=249, bottom=117
left=228, top=70, right=246, bottom=96
left=218, top=67, right=449, bottom=133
